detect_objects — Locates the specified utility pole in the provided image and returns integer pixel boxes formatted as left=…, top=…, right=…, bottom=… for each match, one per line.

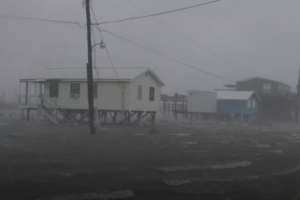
left=85, top=0, right=95, bottom=134
left=174, top=93, right=177, bottom=120
left=296, top=68, right=300, bottom=123
left=1, top=93, right=4, bottom=116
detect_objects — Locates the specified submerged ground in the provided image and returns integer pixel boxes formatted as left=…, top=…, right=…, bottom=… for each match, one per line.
left=1, top=115, right=300, bottom=200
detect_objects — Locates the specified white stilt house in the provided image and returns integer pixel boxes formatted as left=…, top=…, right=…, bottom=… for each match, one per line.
left=18, top=67, right=164, bottom=124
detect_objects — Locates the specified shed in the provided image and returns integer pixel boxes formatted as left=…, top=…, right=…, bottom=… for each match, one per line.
left=187, top=90, right=217, bottom=113
left=18, top=67, right=164, bottom=124
left=217, top=91, right=260, bottom=123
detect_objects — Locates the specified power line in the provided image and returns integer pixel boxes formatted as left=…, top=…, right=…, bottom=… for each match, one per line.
left=91, top=26, right=100, bottom=79
left=0, top=12, right=278, bottom=79
left=125, top=0, right=270, bottom=78
left=0, top=14, right=86, bottom=29
left=95, top=27, right=234, bottom=83
left=97, top=0, right=221, bottom=25
left=90, top=6, right=120, bottom=82
left=0, top=12, right=232, bottom=82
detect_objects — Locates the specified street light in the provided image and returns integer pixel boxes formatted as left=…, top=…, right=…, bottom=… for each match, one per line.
left=92, top=39, right=106, bottom=50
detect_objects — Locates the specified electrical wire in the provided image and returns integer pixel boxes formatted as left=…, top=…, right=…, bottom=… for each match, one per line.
left=0, top=11, right=277, bottom=81
left=125, top=0, right=270, bottom=78
left=95, top=26, right=235, bottom=83
left=90, top=6, right=120, bottom=83
left=0, top=10, right=292, bottom=85
left=91, top=25, right=100, bottom=79
left=0, top=14, right=86, bottom=29
left=96, top=0, right=221, bottom=25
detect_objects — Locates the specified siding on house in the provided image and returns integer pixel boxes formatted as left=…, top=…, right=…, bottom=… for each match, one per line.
left=236, top=78, right=291, bottom=96
left=44, top=81, right=130, bottom=110
left=217, top=94, right=258, bottom=115
left=43, top=73, right=161, bottom=111
left=128, top=72, right=161, bottom=111
left=217, top=100, right=246, bottom=114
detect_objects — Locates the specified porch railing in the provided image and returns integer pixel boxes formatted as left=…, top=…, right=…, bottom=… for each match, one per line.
left=19, top=95, right=40, bottom=106
left=172, top=104, right=187, bottom=111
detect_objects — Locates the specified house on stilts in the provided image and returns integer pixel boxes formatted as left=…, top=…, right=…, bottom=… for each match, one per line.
left=18, top=67, right=164, bottom=125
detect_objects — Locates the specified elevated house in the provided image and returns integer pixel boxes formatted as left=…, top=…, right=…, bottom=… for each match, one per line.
left=236, top=77, right=291, bottom=96
left=234, top=77, right=296, bottom=121
left=18, top=67, right=164, bottom=125
left=217, top=91, right=260, bottom=123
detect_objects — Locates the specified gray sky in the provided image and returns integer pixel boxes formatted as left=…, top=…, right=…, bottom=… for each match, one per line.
left=1, top=0, right=300, bottom=101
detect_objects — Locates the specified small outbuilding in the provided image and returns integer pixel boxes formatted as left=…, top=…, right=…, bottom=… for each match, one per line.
left=217, top=91, right=260, bottom=123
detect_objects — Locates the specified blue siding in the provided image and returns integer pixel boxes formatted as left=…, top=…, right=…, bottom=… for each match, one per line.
left=217, top=94, right=259, bottom=123
left=217, top=100, right=245, bottom=114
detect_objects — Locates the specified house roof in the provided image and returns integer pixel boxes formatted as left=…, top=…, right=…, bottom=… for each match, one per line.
left=217, top=91, right=261, bottom=101
left=20, top=67, right=165, bottom=86
left=236, top=77, right=291, bottom=88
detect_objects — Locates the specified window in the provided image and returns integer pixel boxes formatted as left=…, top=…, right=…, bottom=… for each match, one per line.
left=252, top=99, right=256, bottom=108
left=70, top=83, right=80, bottom=99
left=93, top=83, right=97, bottom=99
left=137, top=85, right=142, bottom=100
left=279, top=84, right=291, bottom=92
left=263, top=83, right=272, bottom=93
left=247, top=99, right=251, bottom=108
left=49, top=82, right=58, bottom=97
left=149, top=87, right=155, bottom=101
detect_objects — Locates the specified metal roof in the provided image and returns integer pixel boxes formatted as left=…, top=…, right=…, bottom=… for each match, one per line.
left=236, top=77, right=291, bottom=88
left=217, top=91, right=260, bottom=101
left=20, top=67, right=165, bottom=86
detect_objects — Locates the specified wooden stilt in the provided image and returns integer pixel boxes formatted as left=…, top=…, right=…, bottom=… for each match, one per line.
left=124, top=111, right=128, bottom=124
left=113, top=111, right=118, bottom=123
left=128, top=111, right=131, bottom=124
left=137, top=112, right=142, bottom=126
left=104, top=111, right=107, bottom=123
left=152, top=112, right=156, bottom=125
left=27, top=109, right=30, bottom=121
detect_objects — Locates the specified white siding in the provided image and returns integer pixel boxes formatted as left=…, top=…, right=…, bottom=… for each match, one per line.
left=187, top=91, right=217, bottom=113
left=43, top=73, right=161, bottom=112
left=95, top=82, right=129, bottom=110
left=128, top=73, right=161, bottom=111
left=44, top=81, right=129, bottom=110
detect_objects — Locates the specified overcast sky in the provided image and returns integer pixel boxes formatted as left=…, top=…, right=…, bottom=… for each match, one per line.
left=1, top=0, right=300, bottom=101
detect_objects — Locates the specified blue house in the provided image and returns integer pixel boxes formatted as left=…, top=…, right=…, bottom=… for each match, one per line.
left=217, top=91, right=261, bottom=123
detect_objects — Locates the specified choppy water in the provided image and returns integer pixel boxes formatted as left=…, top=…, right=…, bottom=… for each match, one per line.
left=156, top=161, right=251, bottom=173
